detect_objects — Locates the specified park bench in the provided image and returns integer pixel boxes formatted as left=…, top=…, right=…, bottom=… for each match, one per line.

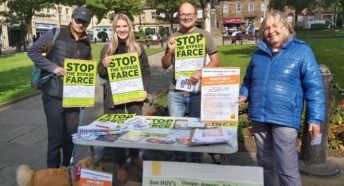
left=136, top=38, right=167, bottom=48
left=222, top=34, right=257, bottom=45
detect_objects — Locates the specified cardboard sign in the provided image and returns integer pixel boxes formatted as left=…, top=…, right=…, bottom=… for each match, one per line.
left=174, top=33, right=205, bottom=91
left=143, top=161, right=263, bottom=186
left=201, top=67, right=240, bottom=125
left=63, top=58, right=97, bottom=107
left=107, top=52, right=145, bottom=105
left=79, top=168, right=112, bottom=186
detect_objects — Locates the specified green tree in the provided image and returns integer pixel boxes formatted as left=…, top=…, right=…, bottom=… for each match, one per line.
left=146, top=0, right=199, bottom=34
left=269, top=0, right=288, bottom=10
left=269, top=0, right=319, bottom=28
left=0, top=0, right=59, bottom=51
left=84, top=0, right=143, bottom=22
left=321, top=0, right=341, bottom=29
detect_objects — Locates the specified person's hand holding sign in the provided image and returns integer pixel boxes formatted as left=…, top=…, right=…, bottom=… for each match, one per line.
left=53, top=66, right=65, bottom=76
left=167, top=37, right=176, bottom=53
left=102, top=56, right=112, bottom=67
left=136, top=91, right=147, bottom=102
left=189, top=70, right=201, bottom=85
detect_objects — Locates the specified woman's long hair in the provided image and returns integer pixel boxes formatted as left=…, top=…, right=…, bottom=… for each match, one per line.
left=107, top=14, right=141, bottom=55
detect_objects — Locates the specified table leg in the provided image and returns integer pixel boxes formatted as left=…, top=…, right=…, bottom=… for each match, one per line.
left=89, top=146, right=96, bottom=170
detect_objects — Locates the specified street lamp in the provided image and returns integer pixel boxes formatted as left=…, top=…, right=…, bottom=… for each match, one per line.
left=264, top=0, right=267, bottom=18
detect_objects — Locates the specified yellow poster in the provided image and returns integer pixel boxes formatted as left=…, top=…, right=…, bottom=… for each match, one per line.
left=62, top=58, right=97, bottom=107
left=107, top=52, right=145, bottom=105
left=174, top=33, right=206, bottom=80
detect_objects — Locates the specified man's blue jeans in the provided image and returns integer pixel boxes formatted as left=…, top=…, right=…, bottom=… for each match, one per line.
left=168, top=90, right=201, bottom=118
left=168, top=91, right=202, bottom=162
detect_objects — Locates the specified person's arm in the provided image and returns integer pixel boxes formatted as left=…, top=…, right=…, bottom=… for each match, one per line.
left=27, top=29, right=60, bottom=73
left=139, top=45, right=151, bottom=92
left=189, top=32, right=219, bottom=85
left=97, top=44, right=109, bottom=79
left=239, top=58, right=254, bottom=101
left=189, top=52, right=219, bottom=84
left=161, top=37, right=175, bottom=69
left=301, top=46, right=325, bottom=140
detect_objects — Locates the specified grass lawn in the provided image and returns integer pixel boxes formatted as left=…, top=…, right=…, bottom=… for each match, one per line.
left=0, top=43, right=163, bottom=105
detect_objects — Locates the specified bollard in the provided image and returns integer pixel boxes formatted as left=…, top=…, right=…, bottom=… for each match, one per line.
left=299, top=64, right=341, bottom=176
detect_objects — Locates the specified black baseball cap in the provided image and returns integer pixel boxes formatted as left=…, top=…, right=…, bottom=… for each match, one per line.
left=72, top=7, right=92, bottom=23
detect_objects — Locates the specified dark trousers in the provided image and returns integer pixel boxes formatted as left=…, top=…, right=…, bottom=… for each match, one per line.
left=105, top=102, right=142, bottom=165
left=42, top=93, right=80, bottom=168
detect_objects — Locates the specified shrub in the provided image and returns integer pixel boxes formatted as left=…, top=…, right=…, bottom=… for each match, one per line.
left=328, top=99, right=344, bottom=149
left=311, top=23, right=328, bottom=30
left=159, top=27, right=169, bottom=37
left=134, top=29, right=145, bottom=39
left=97, top=31, right=108, bottom=42
left=145, top=28, right=155, bottom=38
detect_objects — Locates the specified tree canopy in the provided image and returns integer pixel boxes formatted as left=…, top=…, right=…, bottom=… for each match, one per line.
left=84, top=0, right=143, bottom=21
left=145, top=0, right=200, bottom=33
left=0, top=0, right=57, bottom=49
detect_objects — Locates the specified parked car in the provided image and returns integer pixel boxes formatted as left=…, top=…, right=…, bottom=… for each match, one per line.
left=304, top=20, right=334, bottom=29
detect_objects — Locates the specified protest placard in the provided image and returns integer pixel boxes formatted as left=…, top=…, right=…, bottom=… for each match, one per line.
left=63, top=58, right=97, bottom=107
left=174, top=33, right=205, bottom=92
left=107, top=52, right=145, bottom=104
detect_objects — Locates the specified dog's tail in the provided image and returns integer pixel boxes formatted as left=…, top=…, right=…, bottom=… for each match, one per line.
left=16, top=165, right=34, bottom=186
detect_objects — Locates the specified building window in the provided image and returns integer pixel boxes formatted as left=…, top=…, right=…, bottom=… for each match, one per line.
left=197, top=9, right=203, bottom=18
left=66, top=8, right=69, bottom=15
left=152, top=11, right=156, bottom=20
left=223, top=4, right=228, bottom=13
left=248, top=3, right=254, bottom=12
left=47, top=8, right=51, bottom=14
left=58, top=7, right=62, bottom=14
left=261, top=3, right=267, bottom=12
left=236, top=3, right=242, bottom=13
left=141, top=13, right=145, bottom=21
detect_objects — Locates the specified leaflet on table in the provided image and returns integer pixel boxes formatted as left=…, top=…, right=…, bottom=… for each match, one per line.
left=88, top=114, right=136, bottom=129
left=174, top=33, right=205, bottom=92
left=62, top=58, right=97, bottom=108
left=201, top=67, right=240, bottom=125
left=76, top=126, right=122, bottom=138
left=142, top=116, right=204, bottom=129
left=121, top=116, right=150, bottom=131
left=190, top=128, right=230, bottom=144
left=119, top=130, right=170, bottom=142
left=107, top=52, right=145, bottom=105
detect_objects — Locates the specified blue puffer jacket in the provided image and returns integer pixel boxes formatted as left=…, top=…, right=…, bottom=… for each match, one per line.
left=240, top=36, right=324, bottom=129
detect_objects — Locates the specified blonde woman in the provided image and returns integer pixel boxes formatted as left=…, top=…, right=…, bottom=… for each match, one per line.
left=98, top=13, right=150, bottom=182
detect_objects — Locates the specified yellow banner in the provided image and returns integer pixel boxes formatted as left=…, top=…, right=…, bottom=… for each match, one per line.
left=63, top=58, right=97, bottom=107
left=107, top=53, right=145, bottom=105
left=174, top=33, right=206, bottom=79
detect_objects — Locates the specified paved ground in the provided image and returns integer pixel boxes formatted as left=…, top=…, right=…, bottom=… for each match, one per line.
left=1, top=40, right=344, bottom=186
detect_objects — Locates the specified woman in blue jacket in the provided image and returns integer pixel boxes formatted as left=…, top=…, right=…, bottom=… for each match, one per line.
left=239, top=11, right=324, bottom=186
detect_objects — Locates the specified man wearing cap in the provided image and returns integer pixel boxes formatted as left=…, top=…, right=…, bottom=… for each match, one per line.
left=28, top=7, right=92, bottom=168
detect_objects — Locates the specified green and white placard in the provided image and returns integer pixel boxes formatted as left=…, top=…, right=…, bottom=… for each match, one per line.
left=174, top=33, right=206, bottom=80
left=107, top=52, right=145, bottom=105
left=63, top=58, right=97, bottom=107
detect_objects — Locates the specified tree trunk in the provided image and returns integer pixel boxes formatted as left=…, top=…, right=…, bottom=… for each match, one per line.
left=26, top=17, right=33, bottom=45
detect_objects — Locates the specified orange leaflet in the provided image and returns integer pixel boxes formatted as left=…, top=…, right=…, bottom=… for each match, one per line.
left=202, top=75, right=239, bottom=86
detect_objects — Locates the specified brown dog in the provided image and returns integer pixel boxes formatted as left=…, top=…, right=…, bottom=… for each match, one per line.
left=16, top=157, right=103, bottom=186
